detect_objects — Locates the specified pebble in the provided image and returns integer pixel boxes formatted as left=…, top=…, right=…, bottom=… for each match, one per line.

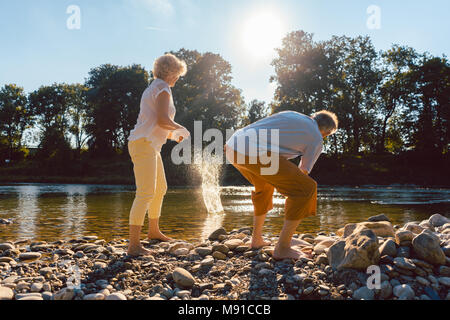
left=83, top=293, right=105, bottom=300
left=31, top=282, right=43, bottom=292
left=201, top=257, right=214, bottom=267
left=105, top=292, right=127, bottom=300
left=172, top=268, right=195, bottom=288
left=18, top=252, right=42, bottom=261
left=438, top=277, right=450, bottom=287
left=0, top=243, right=15, bottom=251
left=352, top=286, right=374, bottom=300
left=0, top=286, right=14, bottom=300
left=393, top=284, right=415, bottom=300
left=393, top=257, right=416, bottom=270
left=212, top=251, right=227, bottom=260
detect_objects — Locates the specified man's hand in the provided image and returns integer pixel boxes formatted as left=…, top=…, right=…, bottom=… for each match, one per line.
left=171, top=127, right=190, bottom=143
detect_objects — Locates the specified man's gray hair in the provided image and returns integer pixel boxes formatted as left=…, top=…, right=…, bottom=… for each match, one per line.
left=312, top=110, right=338, bottom=135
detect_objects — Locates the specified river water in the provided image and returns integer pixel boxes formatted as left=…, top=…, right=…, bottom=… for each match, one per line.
left=0, top=183, right=449, bottom=242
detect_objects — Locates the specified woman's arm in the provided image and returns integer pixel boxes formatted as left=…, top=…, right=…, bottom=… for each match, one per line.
left=155, top=91, right=184, bottom=131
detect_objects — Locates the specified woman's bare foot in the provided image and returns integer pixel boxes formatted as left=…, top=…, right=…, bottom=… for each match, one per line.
left=273, top=246, right=311, bottom=261
left=251, top=237, right=271, bottom=249
left=148, top=231, right=173, bottom=242
left=127, top=245, right=153, bottom=257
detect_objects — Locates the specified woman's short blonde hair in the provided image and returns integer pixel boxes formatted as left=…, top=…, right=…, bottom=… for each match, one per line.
left=312, top=110, right=339, bottom=135
left=153, top=53, right=187, bottom=81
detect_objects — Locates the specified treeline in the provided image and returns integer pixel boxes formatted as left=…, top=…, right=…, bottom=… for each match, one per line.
left=271, top=31, right=449, bottom=156
left=0, top=31, right=449, bottom=185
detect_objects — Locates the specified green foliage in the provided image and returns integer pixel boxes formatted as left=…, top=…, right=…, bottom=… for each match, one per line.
left=84, top=64, right=150, bottom=157
left=271, top=30, right=449, bottom=156
left=0, top=84, right=31, bottom=162
left=245, top=99, right=269, bottom=125
left=170, top=49, right=246, bottom=134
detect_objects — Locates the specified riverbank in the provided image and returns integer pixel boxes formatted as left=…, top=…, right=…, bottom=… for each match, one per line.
left=1, top=214, right=449, bottom=300
left=1, top=152, right=449, bottom=187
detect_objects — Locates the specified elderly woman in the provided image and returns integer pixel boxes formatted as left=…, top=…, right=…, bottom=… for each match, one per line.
left=127, top=53, right=190, bottom=256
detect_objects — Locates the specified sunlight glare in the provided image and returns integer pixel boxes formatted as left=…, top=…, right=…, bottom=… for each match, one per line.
left=241, top=11, right=285, bottom=60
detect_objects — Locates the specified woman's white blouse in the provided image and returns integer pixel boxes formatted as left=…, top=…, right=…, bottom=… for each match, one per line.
left=128, top=78, right=176, bottom=152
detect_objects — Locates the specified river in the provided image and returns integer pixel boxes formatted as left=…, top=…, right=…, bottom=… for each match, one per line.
left=0, top=183, right=449, bottom=242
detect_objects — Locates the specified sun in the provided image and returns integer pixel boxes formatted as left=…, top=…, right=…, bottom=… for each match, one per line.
left=241, top=11, right=285, bottom=60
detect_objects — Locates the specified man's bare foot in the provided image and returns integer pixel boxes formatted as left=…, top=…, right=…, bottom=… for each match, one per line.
left=127, top=245, right=153, bottom=257
left=251, top=237, right=271, bottom=249
left=273, top=246, right=311, bottom=261
left=148, top=231, right=173, bottom=242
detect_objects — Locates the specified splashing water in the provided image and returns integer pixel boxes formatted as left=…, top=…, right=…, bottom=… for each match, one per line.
left=193, top=148, right=224, bottom=214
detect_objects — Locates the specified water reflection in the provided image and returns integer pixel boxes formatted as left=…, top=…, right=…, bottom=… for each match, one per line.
left=0, top=183, right=449, bottom=242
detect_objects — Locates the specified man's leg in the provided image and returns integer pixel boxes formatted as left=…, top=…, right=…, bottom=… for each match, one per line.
left=259, top=157, right=318, bottom=260
left=227, top=146, right=274, bottom=249
left=273, top=219, right=303, bottom=260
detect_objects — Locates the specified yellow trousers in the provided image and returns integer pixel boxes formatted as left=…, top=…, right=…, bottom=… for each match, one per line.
left=128, top=138, right=168, bottom=226
left=226, top=146, right=317, bottom=221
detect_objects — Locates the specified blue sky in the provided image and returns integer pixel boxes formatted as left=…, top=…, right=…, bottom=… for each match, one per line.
left=0, top=0, right=449, bottom=105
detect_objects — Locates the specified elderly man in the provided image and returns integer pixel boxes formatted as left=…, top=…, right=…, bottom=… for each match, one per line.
left=225, top=110, right=338, bottom=260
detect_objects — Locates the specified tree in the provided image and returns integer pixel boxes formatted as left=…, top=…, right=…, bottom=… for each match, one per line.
left=407, top=55, right=450, bottom=155
left=170, top=49, right=246, bottom=134
left=67, top=84, right=89, bottom=155
left=0, top=84, right=31, bottom=161
left=271, top=31, right=381, bottom=154
left=84, top=64, right=150, bottom=157
left=375, top=45, right=419, bottom=153
left=246, top=99, right=268, bottom=125
left=28, top=84, right=74, bottom=160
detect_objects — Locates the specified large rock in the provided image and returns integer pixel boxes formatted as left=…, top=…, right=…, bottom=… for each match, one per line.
left=429, top=214, right=450, bottom=228
left=337, top=221, right=395, bottom=238
left=172, top=268, right=195, bottom=288
left=379, top=239, right=397, bottom=257
left=330, top=225, right=380, bottom=271
left=412, top=231, right=446, bottom=265
left=327, top=241, right=346, bottom=270
left=0, top=286, right=14, bottom=300
left=208, top=227, right=227, bottom=241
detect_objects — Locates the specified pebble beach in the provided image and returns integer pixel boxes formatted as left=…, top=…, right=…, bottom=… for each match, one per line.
left=0, top=213, right=449, bottom=301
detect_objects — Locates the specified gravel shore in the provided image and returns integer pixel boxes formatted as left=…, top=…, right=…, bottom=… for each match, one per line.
left=1, top=213, right=449, bottom=301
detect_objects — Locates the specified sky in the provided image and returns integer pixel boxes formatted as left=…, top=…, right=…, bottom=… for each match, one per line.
left=0, top=0, right=449, bottom=105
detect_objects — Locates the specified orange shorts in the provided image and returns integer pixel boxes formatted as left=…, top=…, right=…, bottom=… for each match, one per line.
left=226, top=146, right=317, bottom=221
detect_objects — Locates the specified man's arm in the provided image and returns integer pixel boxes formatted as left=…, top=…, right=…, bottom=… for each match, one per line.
left=299, top=142, right=323, bottom=175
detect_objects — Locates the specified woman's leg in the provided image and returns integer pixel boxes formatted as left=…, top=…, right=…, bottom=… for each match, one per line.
left=147, top=152, right=173, bottom=241
left=128, top=140, right=157, bottom=256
